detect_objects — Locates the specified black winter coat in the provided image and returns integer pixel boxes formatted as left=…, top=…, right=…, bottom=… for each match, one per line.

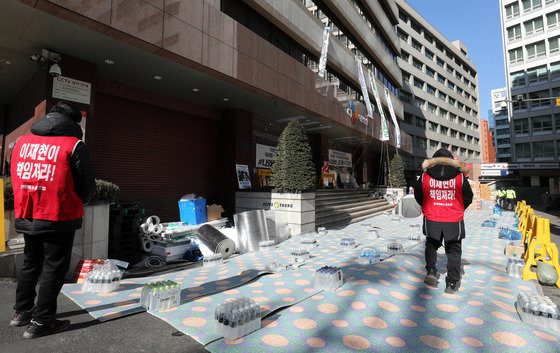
left=13, top=112, right=95, bottom=235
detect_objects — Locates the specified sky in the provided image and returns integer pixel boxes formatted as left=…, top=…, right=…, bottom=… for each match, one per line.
left=406, top=0, right=506, bottom=120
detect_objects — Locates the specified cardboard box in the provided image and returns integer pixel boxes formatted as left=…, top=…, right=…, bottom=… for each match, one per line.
left=504, top=243, right=524, bottom=258
left=206, top=204, right=224, bottom=222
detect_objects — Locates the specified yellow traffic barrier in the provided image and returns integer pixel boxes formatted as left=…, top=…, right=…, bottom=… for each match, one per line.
left=523, top=217, right=560, bottom=287
left=515, top=200, right=527, bottom=218
left=0, top=178, right=5, bottom=253
left=518, top=207, right=533, bottom=233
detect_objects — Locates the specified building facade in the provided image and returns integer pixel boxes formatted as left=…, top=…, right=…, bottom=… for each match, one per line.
left=395, top=0, right=482, bottom=183
left=491, top=87, right=512, bottom=162
left=481, top=119, right=497, bottom=163
left=0, top=0, right=412, bottom=219
left=499, top=0, right=560, bottom=182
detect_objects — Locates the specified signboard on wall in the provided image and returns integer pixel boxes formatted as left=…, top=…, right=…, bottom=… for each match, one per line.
left=52, top=76, right=91, bottom=105
left=255, top=144, right=277, bottom=169
left=329, top=149, right=352, bottom=168
left=236, top=164, right=252, bottom=189
left=481, top=162, right=559, bottom=170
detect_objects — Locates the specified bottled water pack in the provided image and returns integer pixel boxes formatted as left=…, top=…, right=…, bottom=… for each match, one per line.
left=291, top=247, right=310, bottom=263
left=300, top=236, right=318, bottom=248
left=81, top=264, right=123, bottom=293
left=203, top=253, right=224, bottom=267
left=258, top=240, right=276, bottom=252
left=517, top=292, right=560, bottom=332
left=317, top=227, right=328, bottom=236
left=368, top=228, right=380, bottom=239
left=314, top=266, right=344, bottom=291
left=409, top=233, right=422, bottom=242
left=340, top=237, right=356, bottom=250
left=387, top=241, right=404, bottom=255
left=140, top=280, right=181, bottom=312
left=214, top=297, right=262, bottom=340
left=506, top=258, right=524, bottom=278
left=265, top=259, right=295, bottom=272
left=391, top=215, right=401, bottom=222
left=358, top=248, right=380, bottom=265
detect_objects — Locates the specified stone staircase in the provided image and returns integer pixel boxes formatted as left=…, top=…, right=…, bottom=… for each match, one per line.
left=315, top=189, right=394, bottom=229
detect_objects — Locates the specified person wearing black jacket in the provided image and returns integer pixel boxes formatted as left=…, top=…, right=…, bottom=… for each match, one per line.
left=9, top=101, right=95, bottom=338
left=414, top=149, right=473, bottom=294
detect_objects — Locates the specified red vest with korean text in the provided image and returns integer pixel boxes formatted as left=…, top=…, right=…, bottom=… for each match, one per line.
left=10, top=134, right=84, bottom=221
left=421, top=173, right=464, bottom=222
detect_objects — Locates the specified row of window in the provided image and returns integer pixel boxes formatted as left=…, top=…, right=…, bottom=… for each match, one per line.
left=506, top=10, right=560, bottom=42
left=512, top=114, right=560, bottom=133
left=509, top=37, right=560, bottom=64
left=510, top=61, right=560, bottom=85
left=515, top=140, right=558, bottom=158
left=403, top=113, right=480, bottom=143
left=401, top=71, right=478, bottom=117
left=505, top=0, right=560, bottom=20
left=413, top=136, right=480, bottom=158
left=511, top=88, right=560, bottom=111
left=397, top=12, right=477, bottom=79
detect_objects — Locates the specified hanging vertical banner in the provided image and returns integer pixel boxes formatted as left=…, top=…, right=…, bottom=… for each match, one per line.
left=318, top=26, right=331, bottom=79
left=354, top=55, right=373, bottom=119
left=367, top=69, right=389, bottom=141
left=384, top=87, right=401, bottom=148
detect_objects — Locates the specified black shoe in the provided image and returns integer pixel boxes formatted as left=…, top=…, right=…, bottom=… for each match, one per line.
left=424, top=269, right=438, bottom=286
left=23, top=319, right=70, bottom=339
left=10, top=310, right=33, bottom=327
left=445, top=282, right=459, bottom=294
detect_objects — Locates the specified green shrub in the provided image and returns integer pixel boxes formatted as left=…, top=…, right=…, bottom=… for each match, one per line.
left=91, top=179, right=120, bottom=204
left=389, top=154, right=406, bottom=188
left=271, top=120, right=316, bottom=193
left=2, top=177, right=14, bottom=209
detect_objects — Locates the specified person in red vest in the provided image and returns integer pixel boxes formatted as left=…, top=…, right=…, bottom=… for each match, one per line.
left=9, top=101, right=95, bottom=338
left=414, top=149, right=473, bottom=294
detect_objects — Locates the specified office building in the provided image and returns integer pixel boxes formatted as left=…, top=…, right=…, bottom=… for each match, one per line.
left=395, top=0, right=482, bottom=183
left=491, top=87, right=512, bottom=162
left=481, top=119, right=497, bottom=163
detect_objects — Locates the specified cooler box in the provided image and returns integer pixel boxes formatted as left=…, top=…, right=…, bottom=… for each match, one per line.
left=179, top=198, right=207, bottom=225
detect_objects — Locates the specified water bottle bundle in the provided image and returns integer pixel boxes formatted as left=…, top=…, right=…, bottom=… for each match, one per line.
left=390, top=215, right=401, bottom=222
left=481, top=219, right=497, bottom=228
left=314, top=266, right=344, bottom=291
left=340, top=237, right=356, bottom=250
left=506, top=258, right=525, bottom=278
left=214, top=297, right=262, bottom=340
left=368, top=228, right=380, bottom=239
left=517, top=292, right=560, bottom=332
left=408, top=233, right=422, bottom=243
left=493, top=203, right=502, bottom=216
left=409, top=224, right=422, bottom=228
left=387, top=241, right=404, bottom=255
left=265, top=259, right=294, bottom=272
left=203, top=253, right=224, bottom=267
left=258, top=240, right=276, bottom=252
left=317, top=227, right=328, bottom=236
left=291, top=247, right=310, bottom=263
left=300, top=236, right=318, bottom=246
left=140, top=281, right=181, bottom=312
left=358, top=248, right=380, bottom=265
left=81, top=264, right=123, bottom=293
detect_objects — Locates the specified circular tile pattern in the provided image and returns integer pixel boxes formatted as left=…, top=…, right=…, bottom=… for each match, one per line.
left=363, top=317, right=387, bottom=329
left=343, top=335, right=371, bottom=350
left=533, top=330, right=559, bottom=341
left=400, top=319, right=417, bottom=327
left=351, top=301, right=366, bottom=310
left=419, top=335, right=451, bottom=349
left=307, top=338, right=325, bottom=348
left=386, top=337, right=406, bottom=347
left=182, top=317, right=206, bottom=327
left=465, top=317, right=484, bottom=325
left=436, top=304, right=459, bottom=312
left=378, top=301, right=400, bottom=312
left=332, top=319, right=349, bottom=327
left=318, top=303, right=339, bottom=314
left=492, top=332, right=526, bottom=347
left=262, top=334, right=289, bottom=347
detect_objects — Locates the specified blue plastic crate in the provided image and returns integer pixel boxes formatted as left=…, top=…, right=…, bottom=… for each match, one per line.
left=179, top=199, right=207, bottom=225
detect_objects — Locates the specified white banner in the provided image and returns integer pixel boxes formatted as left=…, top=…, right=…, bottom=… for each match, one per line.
left=367, top=69, right=389, bottom=141
left=482, top=162, right=559, bottom=170
left=318, top=26, right=331, bottom=79
left=384, top=87, right=401, bottom=148
left=329, top=149, right=352, bottom=168
left=354, top=55, right=373, bottom=118
left=255, top=144, right=277, bottom=169
left=52, top=76, right=91, bottom=105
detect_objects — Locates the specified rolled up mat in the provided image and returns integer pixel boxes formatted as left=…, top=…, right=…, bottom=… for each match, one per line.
left=145, top=215, right=160, bottom=226
left=233, top=210, right=269, bottom=253
left=140, top=237, right=155, bottom=252
left=152, top=223, right=164, bottom=235
left=197, top=225, right=236, bottom=259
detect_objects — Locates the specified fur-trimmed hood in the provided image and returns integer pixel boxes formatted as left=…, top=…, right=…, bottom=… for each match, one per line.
left=422, top=157, right=469, bottom=174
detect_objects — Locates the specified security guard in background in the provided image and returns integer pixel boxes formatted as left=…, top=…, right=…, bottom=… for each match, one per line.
left=505, top=186, right=517, bottom=211
left=497, top=187, right=506, bottom=208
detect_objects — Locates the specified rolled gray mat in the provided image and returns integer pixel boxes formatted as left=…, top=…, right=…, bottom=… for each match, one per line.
left=233, top=210, right=270, bottom=253
left=197, top=225, right=236, bottom=259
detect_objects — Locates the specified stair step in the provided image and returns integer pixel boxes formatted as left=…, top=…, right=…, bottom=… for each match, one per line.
left=316, top=198, right=387, bottom=211
left=315, top=193, right=372, bottom=204
left=316, top=206, right=395, bottom=228
left=315, top=204, right=394, bottom=224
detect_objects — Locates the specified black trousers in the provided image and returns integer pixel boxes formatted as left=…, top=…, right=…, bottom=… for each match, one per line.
left=506, top=198, right=517, bottom=211
left=425, top=234, right=462, bottom=285
left=14, top=231, right=75, bottom=323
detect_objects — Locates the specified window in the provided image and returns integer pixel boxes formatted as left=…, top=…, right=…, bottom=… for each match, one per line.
left=428, top=103, right=437, bottom=113
left=509, top=47, right=523, bottom=63
left=506, top=2, right=520, bottom=19
left=429, top=122, right=438, bottom=132
left=437, top=75, right=445, bottom=84
left=400, top=51, right=410, bottom=61
left=427, top=85, right=436, bottom=95
left=450, top=130, right=457, bottom=138
left=436, top=41, right=444, bottom=52
left=404, top=112, right=413, bottom=124
left=425, top=49, right=434, bottom=60
left=497, top=128, right=510, bottom=135
left=416, top=137, right=427, bottom=149
left=497, top=138, right=511, bottom=145
left=429, top=140, right=439, bottom=149
left=436, top=57, right=444, bottom=67
left=527, top=65, right=547, bottom=83
left=397, top=27, right=409, bottom=41
left=449, top=113, right=457, bottom=122
left=426, top=67, right=435, bottom=77
left=467, top=136, right=473, bottom=143
left=507, top=25, right=522, bottom=41
left=498, top=147, right=511, bottom=154
left=439, top=108, right=447, bottom=118
left=532, top=115, right=553, bottom=131
left=513, top=95, right=528, bottom=110
left=551, top=61, right=560, bottom=78
left=514, top=118, right=530, bottom=133
left=459, top=133, right=466, bottom=141
left=412, top=39, right=422, bottom=51
left=455, top=72, right=462, bottom=80
left=549, top=36, right=560, bottom=54
left=400, top=90, right=412, bottom=104
left=399, top=11, right=408, bottom=23
left=533, top=141, right=555, bottom=157
left=529, top=90, right=550, bottom=108
left=522, top=0, right=542, bottom=13
left=446, top=65, right=454, bottom=74
left=416, top=117, right=426, bottom=128
left=439, top=92, right=447, bottom=101
left=441, top=127, right=449, bottom=135
left=411, top=21, right=422, bottom=34
left=402, top=71, right=411, bottom=83
left=526, top=41, right=546, bottom=59
left=451, top=146, right=458, bottom=154
left=449, top=97, right=456, bottom=106
left=448, top=81, right=455, bottom=90
left=547, top=0, right=560, bottom=6
left=424, top=32, right=434, bottom=44
left=414, top=97, right=425, bottom=110
left=547, top=10, right=560, bottom=28
left=524, top=17, right=544, bottom=36
left=458, top=102, right=465, bottom=110
left=413, top=58, right=423, bottom=70
left=414, top=78, right=424, bottom=89
left=511, top=70, right=526, bottom=86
